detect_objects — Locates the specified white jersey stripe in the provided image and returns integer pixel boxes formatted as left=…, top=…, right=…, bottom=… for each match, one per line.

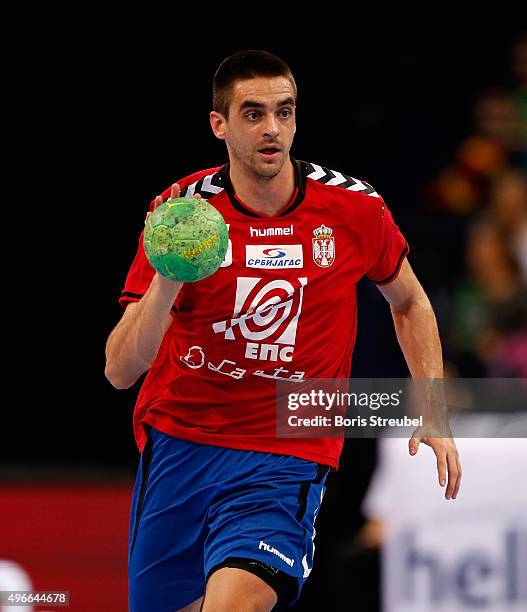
left=326, top=170, right=347, bottom=186
left=306, top=163, right=326, bottom=181
left=202, top=174, right=223, bottom=194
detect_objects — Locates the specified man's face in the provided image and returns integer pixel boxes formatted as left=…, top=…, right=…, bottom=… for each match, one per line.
left=210, top=76, right=297, bottom=179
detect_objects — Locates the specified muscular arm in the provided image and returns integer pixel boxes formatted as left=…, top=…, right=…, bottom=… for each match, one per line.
left=104, top=273, right=182, bottom=389
left=377, top=259, right=443, bottom=379
left=105, top=182, right=196, bottom=389
left=377, top=259, right=462, bottom=499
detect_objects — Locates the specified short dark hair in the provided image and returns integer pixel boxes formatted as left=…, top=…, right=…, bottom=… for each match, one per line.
left=213, top=50, right=297, bottom=118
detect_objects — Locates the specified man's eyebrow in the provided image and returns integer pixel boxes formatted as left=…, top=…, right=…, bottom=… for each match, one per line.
left=238, top=97, right=295, bottom=112
left=277, top=97, right=295, bottom=107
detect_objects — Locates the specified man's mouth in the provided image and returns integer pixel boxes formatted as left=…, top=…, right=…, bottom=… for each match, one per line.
left=258, top=146, right=281, bottom=159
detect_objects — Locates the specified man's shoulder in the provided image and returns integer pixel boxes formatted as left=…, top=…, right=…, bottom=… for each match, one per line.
left=161, top=165, right=226, bottom=200
left=300, top=160, right=381, bottom=200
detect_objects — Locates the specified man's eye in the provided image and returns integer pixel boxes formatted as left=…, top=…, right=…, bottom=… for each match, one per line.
left=246, top=112, right=259, bottom=120
left=279, top=109, right=292, bottom=118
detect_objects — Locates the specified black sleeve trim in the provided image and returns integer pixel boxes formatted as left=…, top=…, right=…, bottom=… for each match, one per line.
left=121, top=291, right=143, bottom=300
left=369, top=242, right=409, bottom=285
left=120, top=291, right=178, bottom=314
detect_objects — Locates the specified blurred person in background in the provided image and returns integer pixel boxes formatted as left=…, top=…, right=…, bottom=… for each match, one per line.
left=428, top=89, right=524, bottom=219
left=489, top=169, right=527, bottom=282
left=426, top=33, right=527, bottom=219
left=350, top=34, right=527, bottom=612
left=424, top=34, right=527, bottom=379
left=447, top=217, right=527, bottom=377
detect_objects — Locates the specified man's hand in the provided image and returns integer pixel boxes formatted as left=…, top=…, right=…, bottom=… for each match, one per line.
left=145, top=183, right=202, bottom=224
left=409, top=430, right=462, bottom=500
left=106, top=181, right=205, bottom=389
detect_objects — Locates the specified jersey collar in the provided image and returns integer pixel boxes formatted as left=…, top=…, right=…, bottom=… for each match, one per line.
left=219, top=156, right=307, bottom=219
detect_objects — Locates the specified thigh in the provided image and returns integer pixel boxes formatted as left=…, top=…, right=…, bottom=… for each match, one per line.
left=128, top=428, right=217, bottom=612
left=203, top=452, right=330, bottom=609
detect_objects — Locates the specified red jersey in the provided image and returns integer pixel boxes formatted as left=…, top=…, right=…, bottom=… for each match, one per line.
left=119, top=158, right=408, bottom=468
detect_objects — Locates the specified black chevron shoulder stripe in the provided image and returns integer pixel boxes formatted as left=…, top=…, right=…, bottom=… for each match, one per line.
left=302, top=161, right=380, bottom=198
left=177, top=170, right=225, bottom=200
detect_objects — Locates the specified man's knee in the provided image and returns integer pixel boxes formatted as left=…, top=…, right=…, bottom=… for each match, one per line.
left=202, top=567, right=278, bottom=612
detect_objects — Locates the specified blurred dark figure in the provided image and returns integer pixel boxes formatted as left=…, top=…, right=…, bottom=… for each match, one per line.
left=426, top=33, right=527, bottom=218
left=427, top=89, right=524, bottom=218
left=512, top=32, right=527, bottom=93
left=474, top=89, right=525, bottom=159
left=489, top=169, right=527, bottom=282
left=424, top=35, right=527, bottom=378
left=447, top=216, right=527, bottom=377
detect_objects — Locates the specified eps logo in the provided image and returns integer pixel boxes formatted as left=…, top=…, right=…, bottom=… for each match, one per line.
left=212, top=277, right=307, bottom=362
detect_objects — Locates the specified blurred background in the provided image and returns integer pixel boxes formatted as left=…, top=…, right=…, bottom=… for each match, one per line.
left=3, top=13, right=526, bottom=611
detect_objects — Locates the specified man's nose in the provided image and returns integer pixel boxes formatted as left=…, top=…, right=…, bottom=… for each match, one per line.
left=263, top=113, right=279, bottom=139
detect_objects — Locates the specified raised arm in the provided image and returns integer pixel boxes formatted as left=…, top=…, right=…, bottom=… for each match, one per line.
left=105, top=182, right=191, bottom=389
left=377, top=259, right=462, bottom=500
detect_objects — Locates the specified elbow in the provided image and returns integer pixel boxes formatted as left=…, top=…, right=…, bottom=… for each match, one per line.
left=391, top=292, right=432, bottom=318
left=104, top=361, right=138, bottom=390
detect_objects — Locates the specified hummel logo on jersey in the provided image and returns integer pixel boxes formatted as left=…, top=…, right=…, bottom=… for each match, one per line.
left=249, top=225, right=294, bottom=237
left=246, top=245, right=303, bottom=268
left=258, top=540, right=295, bottom=567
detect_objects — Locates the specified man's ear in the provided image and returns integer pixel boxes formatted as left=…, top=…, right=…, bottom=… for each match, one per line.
left=210, top=111, right=226, bottom=141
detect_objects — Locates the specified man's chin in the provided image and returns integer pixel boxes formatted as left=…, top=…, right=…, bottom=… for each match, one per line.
left=253, top=157, right=287, bottom=179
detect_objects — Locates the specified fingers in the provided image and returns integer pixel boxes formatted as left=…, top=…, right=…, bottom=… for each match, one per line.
left=170, top=183, right=181, bottom=200
left=409, top=436, right=420, bottom=456
left=436, top=451, right=447, bottom=489
left=455, top=455, right=462, bottom=498
left=413, top=435, right=462, bottom=500
left=452, top=452, right=462, bottom=499
left=165, top=182, right=202, bottom=203
left=444, top=448, right=461, bottom=500
left=445, top=453, right=455, bottom=499
left=147, top=183, right=202, bottom=226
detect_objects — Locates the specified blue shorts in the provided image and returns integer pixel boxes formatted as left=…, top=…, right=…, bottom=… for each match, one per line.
left=128, top=427, right=330, bottom=611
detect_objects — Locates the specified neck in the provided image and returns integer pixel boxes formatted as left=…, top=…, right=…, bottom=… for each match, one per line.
left=228, top=157, right=295, bottom=216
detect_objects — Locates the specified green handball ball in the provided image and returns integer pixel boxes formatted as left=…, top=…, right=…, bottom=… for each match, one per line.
left=143, top=197, right=229, bottom=282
